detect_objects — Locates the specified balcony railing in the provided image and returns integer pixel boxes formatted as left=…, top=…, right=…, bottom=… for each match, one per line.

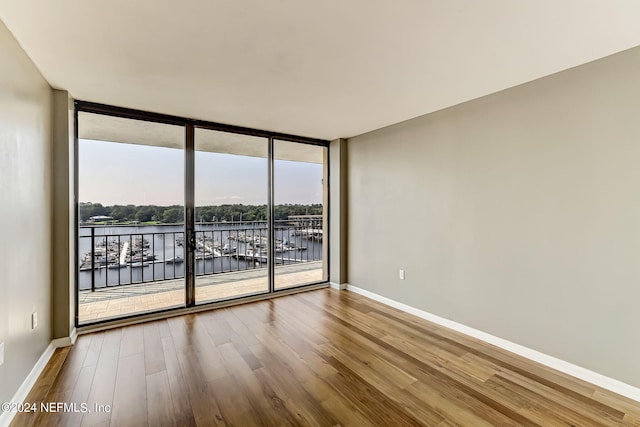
left=78, top=219, right=323, bottom=292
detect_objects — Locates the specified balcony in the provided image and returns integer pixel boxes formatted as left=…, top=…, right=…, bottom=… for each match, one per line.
left=78, top=219, right=325, bottom=323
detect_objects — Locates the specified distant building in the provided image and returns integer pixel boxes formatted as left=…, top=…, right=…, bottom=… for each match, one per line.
left=89, top=215, right=113, bottom=222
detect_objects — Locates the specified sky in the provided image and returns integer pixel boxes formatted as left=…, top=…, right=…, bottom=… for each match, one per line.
left=79, top=139, right=324, bottom=206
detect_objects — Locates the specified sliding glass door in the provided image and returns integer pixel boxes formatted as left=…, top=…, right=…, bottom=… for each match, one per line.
left=274, top=140, right=328, bottom=289
left=76, top=103, right=328, bottom=326
left=77, top=112, right=186, bottom=324
left=194, top=129, right=270, bottom=304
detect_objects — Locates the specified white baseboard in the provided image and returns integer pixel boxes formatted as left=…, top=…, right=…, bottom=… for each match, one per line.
left=0, top=334, right=76, bottom=427
left=51, top=327, right=77, bottom=348
left=51, top=337, right=71, bottom=348
left=330, top=282, right=347, bottom=290
left=345, top=284, right=640, bottom=403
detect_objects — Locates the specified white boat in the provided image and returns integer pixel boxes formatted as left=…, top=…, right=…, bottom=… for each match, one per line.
left=221, top=244, right=237, bottom=255
left=166, top=256, right=184, bottom=264
left=128, top=254, right=156, bottom=263
left=107, top=264, right=127, bottom=269
left=130, top=262, right=149, bottom=268
left=195, top=252, right=213, bottom=260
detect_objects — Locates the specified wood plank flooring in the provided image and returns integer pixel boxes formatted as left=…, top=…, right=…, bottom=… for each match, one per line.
left=11, top=289, right=640, bottom=426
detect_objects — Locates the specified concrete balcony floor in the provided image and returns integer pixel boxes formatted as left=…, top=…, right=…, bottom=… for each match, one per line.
left=78, top=261, right=324, bottom=323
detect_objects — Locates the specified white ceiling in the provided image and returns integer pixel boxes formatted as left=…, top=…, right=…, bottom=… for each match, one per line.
left=2, top=1, right=640, bottom=140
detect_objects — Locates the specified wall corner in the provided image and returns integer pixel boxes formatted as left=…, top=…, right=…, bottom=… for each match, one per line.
left=329, top=138, right=348, bottom=286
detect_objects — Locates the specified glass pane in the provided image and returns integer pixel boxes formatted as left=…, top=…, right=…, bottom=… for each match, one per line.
left=77, top=112, right=185, bottom=324
left=274, top=140, right=327, bottom=290
left=194, top=128, right=269, bottom=303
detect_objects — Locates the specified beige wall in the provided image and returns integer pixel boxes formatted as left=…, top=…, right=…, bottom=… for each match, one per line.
left=0, top=20, right=53, bottom=403
left=348, top=46, right=640, bottom=388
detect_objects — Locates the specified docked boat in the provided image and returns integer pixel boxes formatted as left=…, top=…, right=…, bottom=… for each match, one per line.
left=221, top=244, right=237, bottom=255
left=195, top=252, right=213, bottom=260
left=107, top=263, right=127, bottom=269
left=130, top=262, right=149, bottom=268
left=127, top=253, right=156, bottom=263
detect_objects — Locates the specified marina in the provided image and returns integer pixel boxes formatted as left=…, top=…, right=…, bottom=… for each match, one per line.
left=78, top=220, right=324, bottom=291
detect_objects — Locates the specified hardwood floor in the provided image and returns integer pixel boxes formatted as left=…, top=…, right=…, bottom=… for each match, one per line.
left=11, top=289, right=640, bottom=426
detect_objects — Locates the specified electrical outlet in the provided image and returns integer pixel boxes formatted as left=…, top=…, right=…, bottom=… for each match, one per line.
left=399, top=269, right=405, bottom=280
left=0, top=342, right=4, bottom=366
left=32, top=312, right=38, bottom=329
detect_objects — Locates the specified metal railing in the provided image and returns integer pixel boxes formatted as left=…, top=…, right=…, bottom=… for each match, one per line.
left=78, top=220, right=323, bottom=291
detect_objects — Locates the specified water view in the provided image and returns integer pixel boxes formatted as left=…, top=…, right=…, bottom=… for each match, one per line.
left=78, top=220, right=323, bottom=291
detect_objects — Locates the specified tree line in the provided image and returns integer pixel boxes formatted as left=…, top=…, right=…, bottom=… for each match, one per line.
left=79, top=202, right=323, bottom=223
